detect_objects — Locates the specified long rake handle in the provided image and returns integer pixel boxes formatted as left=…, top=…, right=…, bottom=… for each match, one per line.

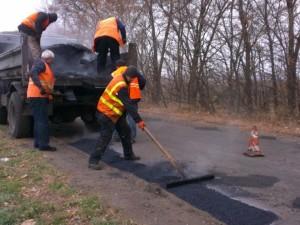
left=143, top=127, right=186, bottom=179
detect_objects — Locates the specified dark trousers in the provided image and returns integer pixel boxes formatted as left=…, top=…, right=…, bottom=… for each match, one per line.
left=89, top=112, right=134, bottom=164
left=95, top=37, right=120, bottom=73
left=113, top=114, right=136, bottom=141
left=21, top=33, right=41, bottom=78
left=29, top=98, right=49, bottom=149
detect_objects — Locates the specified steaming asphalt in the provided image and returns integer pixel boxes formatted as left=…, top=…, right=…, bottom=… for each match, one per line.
left=51, top=116, right=300, bottom=225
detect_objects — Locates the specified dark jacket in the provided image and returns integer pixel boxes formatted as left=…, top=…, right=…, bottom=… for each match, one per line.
left=116, top=70, right=147, bottom=123
left=116, top=19, right=126, bottom=44
left=118, top=88, right=142, bottom=123
left=29, top=59, right=46, bottom=91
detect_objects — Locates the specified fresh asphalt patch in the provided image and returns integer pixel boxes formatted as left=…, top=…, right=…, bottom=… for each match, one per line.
left=170, top=184, right=277, bottom=225
left=213, top=174, right=279, bottom=188
left=70, top=138, right=278, bottom=225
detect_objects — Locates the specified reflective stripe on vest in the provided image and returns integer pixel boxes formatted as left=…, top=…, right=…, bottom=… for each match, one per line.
left=97, top=76, right=127, bottom=122
left=27, top=62, right=55, bottom=99
left=93, top=17, right=124, bottom=49
left=100, top=97, right=123, bottom=116
left=22, top=12, right=49, bottom=31
left=111, top=66, right=127, bottom=78
left=129, top=77, right=142, bottom=100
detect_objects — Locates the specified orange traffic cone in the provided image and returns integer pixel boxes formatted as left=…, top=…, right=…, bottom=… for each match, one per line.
left=243, top=126, right=264, bottom=157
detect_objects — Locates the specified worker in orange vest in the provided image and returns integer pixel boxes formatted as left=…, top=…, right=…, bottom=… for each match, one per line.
left=111, top=60, right=146, bottom=143
left=93, top=17, right=126, bottom=73
left=27, top=50, right=56, bottom=151
left=18, top=12, right=58, bottom=60
left=89, top=66, right=146, bottom=170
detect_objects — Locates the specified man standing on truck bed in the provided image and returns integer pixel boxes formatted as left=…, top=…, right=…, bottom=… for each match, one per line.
left=93, top=17, right=126, bottom=73
left=89, top=66, right=146, bottom=170
left=27, top=50, right=56, bottom=151
left=18, top=12, right=58, bottom=60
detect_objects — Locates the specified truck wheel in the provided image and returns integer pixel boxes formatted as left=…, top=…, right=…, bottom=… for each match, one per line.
left=7, top=92, right=33, bottom=138
left=0, top=106, right=7, bottom=124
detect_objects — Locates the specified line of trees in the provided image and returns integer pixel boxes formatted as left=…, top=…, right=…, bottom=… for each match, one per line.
left=47, top=0, right=300, bottom=117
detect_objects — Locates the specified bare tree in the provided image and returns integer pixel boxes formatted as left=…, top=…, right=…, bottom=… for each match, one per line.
left=44, top=0, right=300, bottom=118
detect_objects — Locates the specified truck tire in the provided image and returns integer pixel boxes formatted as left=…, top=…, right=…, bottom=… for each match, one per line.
left=7, top=92, right=33, bottom=138
left=0, top=106, right=7, bottom=124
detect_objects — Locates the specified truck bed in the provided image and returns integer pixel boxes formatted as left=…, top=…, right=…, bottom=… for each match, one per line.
left=0, top=32, right=112, bottom=83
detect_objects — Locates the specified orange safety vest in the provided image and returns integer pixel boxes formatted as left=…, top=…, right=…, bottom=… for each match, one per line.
left=27, top=62, right=55, bottom=99
left=97, top=75, right=128, bottom=123
left=111, top=66, right=142, bottom=100
left=22, top=12, right=49, bottom=31
left=129, top=77, right=142, bottom=100
left=93, top=17, right=125, bottom=50
left=111, top=66, right=128, bottom=78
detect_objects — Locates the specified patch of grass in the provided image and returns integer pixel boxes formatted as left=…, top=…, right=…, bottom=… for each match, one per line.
left=50, top=212, right=68, bottom=225
left=19, top=200, right=54, bottom=219
left=49, top=180, right=76, bottom=197
left=49, top=181, right=65, bottom=192
left=0, top=208, right=17, bottom=225
left=0, top=179, right=22, bottom=208
left=0, top=192, right=14, bottom=204
left=91, top=218, right=118, bottom=225
left=0, top=131, right=137, bottom=225
left=0, top=179, right=21, bottom=195
left=79, top=196, right=103, bottom=218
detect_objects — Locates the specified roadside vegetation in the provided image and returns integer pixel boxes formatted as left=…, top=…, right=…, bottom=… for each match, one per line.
left=48, top=0, right=300, bottom=120
left=0, top=130, right=136, bottom=225
left=141, top=103, right=300, bottom=137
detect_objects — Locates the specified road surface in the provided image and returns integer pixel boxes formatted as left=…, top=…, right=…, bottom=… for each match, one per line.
left=49, top=114, right=300, bottom=225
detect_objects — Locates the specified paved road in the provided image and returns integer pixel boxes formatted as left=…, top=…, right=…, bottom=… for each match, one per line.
left=52, top=115, right=300, bottom=225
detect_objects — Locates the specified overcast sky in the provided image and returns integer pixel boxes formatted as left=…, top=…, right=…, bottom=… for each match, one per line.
left=0, top=0, right=44, bottom=32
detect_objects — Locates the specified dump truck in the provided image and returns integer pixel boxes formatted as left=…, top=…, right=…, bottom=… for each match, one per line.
left=0, top=32, right=137, bottom=138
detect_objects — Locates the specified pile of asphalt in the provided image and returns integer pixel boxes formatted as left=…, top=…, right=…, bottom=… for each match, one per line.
left=71, top=138, right=278, bottom=225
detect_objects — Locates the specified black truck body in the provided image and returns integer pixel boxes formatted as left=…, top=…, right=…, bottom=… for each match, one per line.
left=0, top=32, right=137, bottom=138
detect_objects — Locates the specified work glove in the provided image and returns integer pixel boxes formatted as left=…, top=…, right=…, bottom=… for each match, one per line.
left=138, top=120, right=146, bottom=130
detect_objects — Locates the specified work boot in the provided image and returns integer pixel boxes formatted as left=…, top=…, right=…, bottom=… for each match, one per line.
left=39, top=146, right=57, bottom=151
left=124, top=155, right=141, bottom=161
left=88, top=161, right=104, bottom=170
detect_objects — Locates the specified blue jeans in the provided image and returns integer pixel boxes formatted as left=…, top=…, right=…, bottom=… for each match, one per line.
left=29, top=98, right=49, bottom=149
